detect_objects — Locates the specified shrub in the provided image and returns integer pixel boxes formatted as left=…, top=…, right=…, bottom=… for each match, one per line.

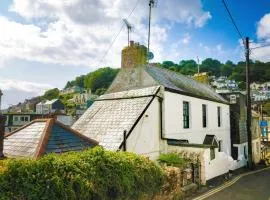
left=158, top=153, right=186, bottom=168
left=0, top=147, right=164, bottom=200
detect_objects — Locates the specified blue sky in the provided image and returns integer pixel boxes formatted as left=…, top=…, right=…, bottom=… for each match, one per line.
left=0, top=0, right=269, bottom=108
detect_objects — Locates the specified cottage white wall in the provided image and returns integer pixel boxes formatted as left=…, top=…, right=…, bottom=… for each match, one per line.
left=126, top=98, right=161, bottom=160
left=163, top=91, right=231, bottom=155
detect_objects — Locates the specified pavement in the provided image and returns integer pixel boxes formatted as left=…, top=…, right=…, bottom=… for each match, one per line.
left=192, top=167, right=270, bottom=200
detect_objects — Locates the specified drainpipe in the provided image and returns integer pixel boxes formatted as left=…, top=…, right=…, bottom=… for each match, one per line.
left=0, top=90, right=5, bottom=159
left=0, top=115, right=5, bottom=159
left=159, top=97, right=164, bottom=140
left=123, top=130, right=127, bottom=151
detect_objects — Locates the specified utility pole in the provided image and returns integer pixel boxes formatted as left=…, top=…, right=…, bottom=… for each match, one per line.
left=197, top=56, right=200, bottom=74
left=245, top=37, right=253, bottom=169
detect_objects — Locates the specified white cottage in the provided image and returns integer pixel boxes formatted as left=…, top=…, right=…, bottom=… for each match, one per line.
left=73, top=42, right=242, bottom=183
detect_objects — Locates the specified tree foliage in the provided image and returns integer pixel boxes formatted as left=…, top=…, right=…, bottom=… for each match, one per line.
left=157, top=59, right=270, bottom=83
left=43, top=88, right=60, bottom=100
left=64, top=67, right=119, bottom=94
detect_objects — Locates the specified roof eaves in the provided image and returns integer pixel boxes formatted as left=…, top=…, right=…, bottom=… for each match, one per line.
left=165, top=87, right=229, bottom=105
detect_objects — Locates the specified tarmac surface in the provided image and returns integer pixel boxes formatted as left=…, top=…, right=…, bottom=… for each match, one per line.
left=204, top=168, right=270, bottom=200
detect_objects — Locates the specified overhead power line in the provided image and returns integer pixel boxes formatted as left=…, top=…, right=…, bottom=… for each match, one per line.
left=250, top=43, right=270, bottom=50
left=221, top=0, right=245, bottom=44
left=97, top=0, right=140, bottom=66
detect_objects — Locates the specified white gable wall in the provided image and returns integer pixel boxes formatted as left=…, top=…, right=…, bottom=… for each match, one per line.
left=163, top=91, right=231, bottom=155
left=126, top=98, right=161, bottom=160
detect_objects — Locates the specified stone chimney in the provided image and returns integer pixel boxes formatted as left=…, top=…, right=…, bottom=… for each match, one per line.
left=0, top=90, right=5, bottom=159
left=121, top=41, right=147, bottom=69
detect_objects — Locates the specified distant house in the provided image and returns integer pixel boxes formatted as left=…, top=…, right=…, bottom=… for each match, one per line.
left=220, top=92, right=261, bottom=167
left=60, top=86, right=83, bottom=95
left=72, top=41, right=242, bottom=184
left=4, top=113, right=44, bottom=132
left=4, top=113, right=74, bottom=132
left=36, top=99, right=65, bottom=114
left=4, top=118, right=98, bottom=159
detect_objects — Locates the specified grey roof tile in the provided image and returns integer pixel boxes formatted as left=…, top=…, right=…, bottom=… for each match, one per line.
left=72, top=86, right=160, bottom=150
left=145, top=66, right=228, bottom=103
left=4, top=119, right=98, bottom=159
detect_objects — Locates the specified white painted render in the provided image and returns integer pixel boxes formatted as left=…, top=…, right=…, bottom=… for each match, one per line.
left=126, top=98, right=161, bottom=160
left=163, top=91, right=231, bottom=155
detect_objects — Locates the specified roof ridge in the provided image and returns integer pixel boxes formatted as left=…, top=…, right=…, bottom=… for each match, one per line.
left=34, top=118, right=54, bottom=159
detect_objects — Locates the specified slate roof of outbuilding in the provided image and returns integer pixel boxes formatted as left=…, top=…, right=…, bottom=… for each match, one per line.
left=72, top=86, right=160, bottom=150
left=4, top=118, right=98, bottom=159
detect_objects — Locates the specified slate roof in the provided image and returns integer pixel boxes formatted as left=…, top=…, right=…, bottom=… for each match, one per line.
left=4, top=118, right=98, bottom=159
left=145, top=66, right=228, bottom=104
left=203, top=135, right=218, bottom=147
left=72, top=86, right=160, bottom=150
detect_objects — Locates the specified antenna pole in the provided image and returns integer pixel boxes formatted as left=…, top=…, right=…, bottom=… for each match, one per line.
left=197, top=56, right=200, bottom=74
left=148, top=0, right=154, bottom=56
left=128, top=27, right=130, bottom=46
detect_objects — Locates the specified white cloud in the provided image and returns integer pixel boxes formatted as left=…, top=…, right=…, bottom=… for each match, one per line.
left=250, top=13, right=270, bottom=62
left=0, top=0, right=211, bottom=67
left=0, top=78, right=52, bottom=94
left=257, top=13, right=270, bottom=40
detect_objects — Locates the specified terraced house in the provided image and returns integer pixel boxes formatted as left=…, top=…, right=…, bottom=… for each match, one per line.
left=73, top=41, right=248, bottom=184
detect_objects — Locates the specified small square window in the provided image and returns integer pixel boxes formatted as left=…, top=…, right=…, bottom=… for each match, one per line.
left=230, top=95, right=237, bottom=104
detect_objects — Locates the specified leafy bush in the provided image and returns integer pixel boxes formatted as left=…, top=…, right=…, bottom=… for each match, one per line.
left=158, top=153, right=186, bottom=168
left=0, top=147, right=163, bottom=200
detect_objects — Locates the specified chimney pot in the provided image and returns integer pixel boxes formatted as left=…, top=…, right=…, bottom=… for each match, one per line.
left=130, top=41, right=134, bottom=46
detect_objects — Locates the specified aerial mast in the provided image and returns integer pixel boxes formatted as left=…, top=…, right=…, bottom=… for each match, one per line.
left=147, top=0, right=157, bottom=56
left=123, top=19, right=133, bottom=46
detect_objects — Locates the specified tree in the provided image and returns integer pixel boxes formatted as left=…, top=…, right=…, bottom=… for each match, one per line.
left=263, top=101, right=270, bottom=116
left=200, top=58, right=222, bottom=76
left=162, top=61, right=176, bottom=69
left=84, top=67, right=119, bottom=93
left=179, top=60, right=197, bottom=75
left=43, top=88, right=59, bottom=100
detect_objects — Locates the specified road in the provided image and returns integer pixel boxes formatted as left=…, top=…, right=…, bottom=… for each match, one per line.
left=204, top=168, right=270, bottom=200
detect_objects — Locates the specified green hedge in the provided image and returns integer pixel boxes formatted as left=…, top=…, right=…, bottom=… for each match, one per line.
left=0, top=147, right=164, bottom=200
left=158, top=153, right=186, bottom=168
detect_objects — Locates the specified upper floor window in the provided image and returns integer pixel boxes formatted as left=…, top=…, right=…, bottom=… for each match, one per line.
left=183, top=101, right=190, bottom=129
left=202, top=104, right=207, bottom=128
left=217, top=106, right=221, bottom=127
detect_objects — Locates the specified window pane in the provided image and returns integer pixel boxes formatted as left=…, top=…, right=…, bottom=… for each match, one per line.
left=183, top=101, right=189, bottom=129
left=202, top=104, right=207, bottom=128
left=217, top=107, right=221, bottom=127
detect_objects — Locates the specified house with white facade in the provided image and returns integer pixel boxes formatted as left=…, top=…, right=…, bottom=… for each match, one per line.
left=72, top=42, right=247, bottom=184
left=36, top=99, right=65, bottom=114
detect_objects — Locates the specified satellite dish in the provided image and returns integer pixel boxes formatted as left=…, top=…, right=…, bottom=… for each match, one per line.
left=148, top=52, right=154, bottom=60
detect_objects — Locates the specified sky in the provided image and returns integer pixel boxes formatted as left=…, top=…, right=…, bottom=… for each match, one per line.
left=0, top=0, right=270, bottom=109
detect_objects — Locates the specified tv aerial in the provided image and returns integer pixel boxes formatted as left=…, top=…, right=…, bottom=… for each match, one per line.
left=123, top=18, right=134, bottom=46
